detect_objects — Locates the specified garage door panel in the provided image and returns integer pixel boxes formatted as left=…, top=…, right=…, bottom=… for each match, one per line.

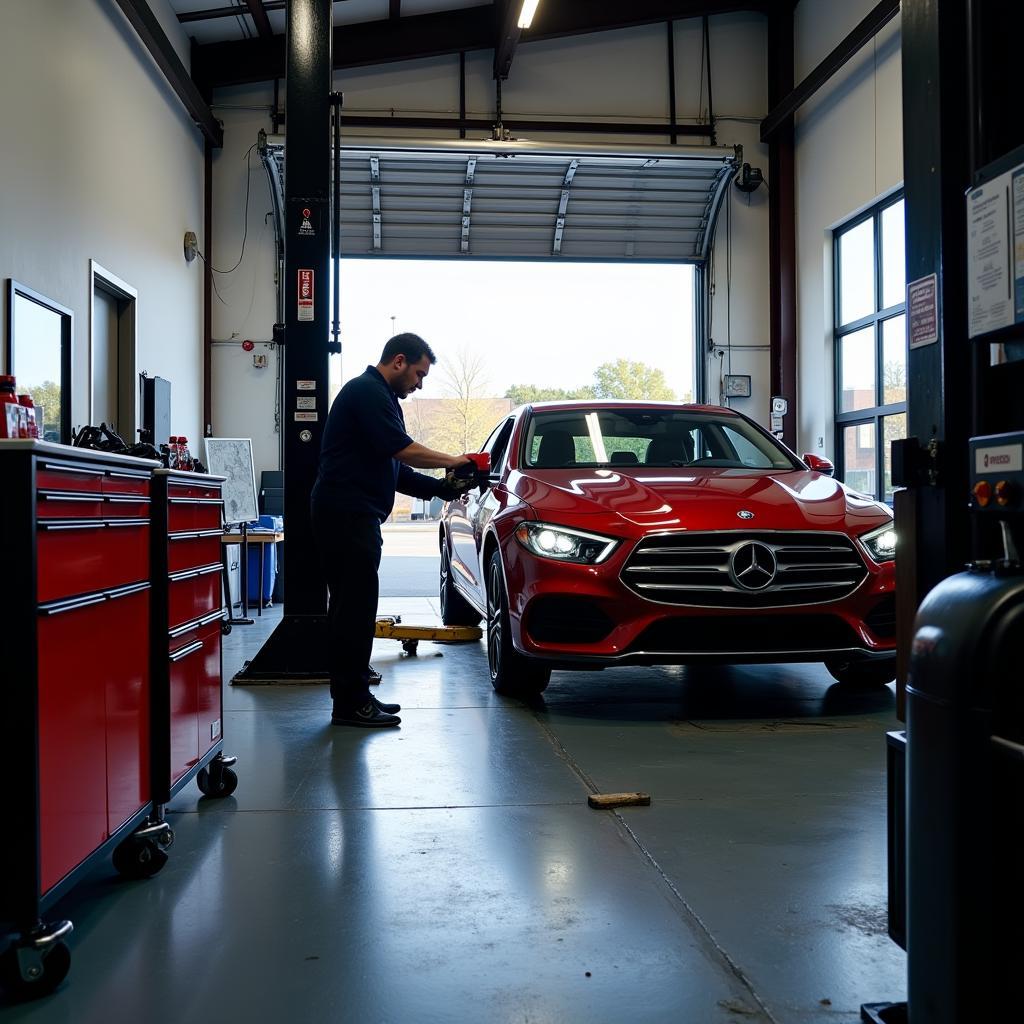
left=264, top=137, right=735, bottom=261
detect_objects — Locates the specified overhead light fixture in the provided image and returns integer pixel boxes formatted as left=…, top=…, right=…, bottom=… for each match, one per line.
left=518, top=0, right=541, bottom=29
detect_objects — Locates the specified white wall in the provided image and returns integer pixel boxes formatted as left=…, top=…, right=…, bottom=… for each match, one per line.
left=794, top=0, right=903, bottom=457
left=0, top=0, right=206, bottom=445
left=209, top=13, right=772, bottom=476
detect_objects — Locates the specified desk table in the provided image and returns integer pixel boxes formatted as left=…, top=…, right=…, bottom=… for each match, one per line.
left=221, top=531, right=284, bottom=616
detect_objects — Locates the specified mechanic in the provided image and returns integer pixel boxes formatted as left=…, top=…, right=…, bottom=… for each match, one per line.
left=311, top=333, right=472, bottom=728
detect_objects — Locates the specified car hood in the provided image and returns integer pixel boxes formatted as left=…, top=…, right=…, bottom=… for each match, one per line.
left=508, top=467, right=889, bottom=533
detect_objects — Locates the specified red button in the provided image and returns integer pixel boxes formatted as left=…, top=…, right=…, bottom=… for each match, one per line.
left=973, top=481, right=991, bottom=507
left=994, top=480, right=1015, bottom=507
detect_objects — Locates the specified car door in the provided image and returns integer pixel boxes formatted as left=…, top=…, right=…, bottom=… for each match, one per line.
left=450, top=417, right=515, bottom=604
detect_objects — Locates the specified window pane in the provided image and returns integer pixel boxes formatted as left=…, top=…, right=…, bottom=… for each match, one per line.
left=839, top=218, right=875, bottom=325
left=883, top=413, right=907, bottom=500
left=843, top=421, right=877, bottom=496
left=882, top=315, right=907, bottom=405
left=839, top=325, right=876, bottom=412
left=881, top=199, right=906, bottom=309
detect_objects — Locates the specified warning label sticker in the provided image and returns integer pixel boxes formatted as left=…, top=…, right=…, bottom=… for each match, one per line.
left=294, top=411, right=318, bottom=422
left=297, top=380, right=316, bottom=391
left=296, top=396, right=316, bottom=410
left=298, top=207, right=315, bottom=237
left=298, top=269, right=314, bottom=322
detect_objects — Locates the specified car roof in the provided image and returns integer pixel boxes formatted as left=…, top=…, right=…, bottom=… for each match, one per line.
left=519, top=400, right=740, bottom=416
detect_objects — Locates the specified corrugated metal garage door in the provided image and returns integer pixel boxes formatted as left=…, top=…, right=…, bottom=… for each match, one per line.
left=261, top=136, right=737, bottom=262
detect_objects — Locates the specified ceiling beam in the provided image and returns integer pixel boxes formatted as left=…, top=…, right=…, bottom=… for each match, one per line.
left=494, top=0, right=522, bottom=80
left=760, top=0, right=899, bottom=141
left=113, top=0, right=223, bottom=146
left=245, top=0, right=274, bottom=39
left=193, top=0, right=771, bottom=89
left=180, top=2, right=283, bottom=23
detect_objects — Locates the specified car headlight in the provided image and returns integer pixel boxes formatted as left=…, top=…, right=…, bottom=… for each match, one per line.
left=860, top=523, right=897, bottom=563
left=514, top=522, right=620, bottom=565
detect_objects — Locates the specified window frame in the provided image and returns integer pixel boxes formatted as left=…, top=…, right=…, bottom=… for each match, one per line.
left=833, top=193, right=907, bottom=501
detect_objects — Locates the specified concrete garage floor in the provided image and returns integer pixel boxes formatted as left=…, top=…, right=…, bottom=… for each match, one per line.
left=6, top=525, right=907, bottom=1023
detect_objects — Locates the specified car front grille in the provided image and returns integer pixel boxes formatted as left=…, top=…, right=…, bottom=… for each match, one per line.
left=621, top=531, right=869, bottom=608
left=526, top=596, right=614, bottom=644
left=865, top=594, right=897, bottom=638
left=628, top=614, right=862, bottom=655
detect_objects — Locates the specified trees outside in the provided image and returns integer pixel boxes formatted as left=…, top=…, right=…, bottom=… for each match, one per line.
left=506, top=359, right=678, bottom=405
left=431, top=347, right=503, bottom=454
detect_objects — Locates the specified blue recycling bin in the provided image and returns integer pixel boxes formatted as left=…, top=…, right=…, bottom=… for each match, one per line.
left=246, top=538, right=277, bottom=604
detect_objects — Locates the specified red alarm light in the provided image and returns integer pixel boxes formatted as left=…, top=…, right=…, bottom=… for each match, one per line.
left=242, top=340, right=255, bottom=352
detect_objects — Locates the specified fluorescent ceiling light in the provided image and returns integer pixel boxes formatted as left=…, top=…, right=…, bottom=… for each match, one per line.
left=518, top=0, right=541, bottom=29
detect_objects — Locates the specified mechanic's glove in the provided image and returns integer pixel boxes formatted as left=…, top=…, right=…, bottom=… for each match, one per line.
left=436, top=474, right=474, bottom=501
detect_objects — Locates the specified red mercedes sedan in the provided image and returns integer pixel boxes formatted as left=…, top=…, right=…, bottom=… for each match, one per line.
left=439, top=402, right=897, bottom=697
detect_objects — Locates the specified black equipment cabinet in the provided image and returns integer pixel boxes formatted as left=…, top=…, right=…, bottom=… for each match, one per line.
left=904, top=567, right=1024, bottom=1022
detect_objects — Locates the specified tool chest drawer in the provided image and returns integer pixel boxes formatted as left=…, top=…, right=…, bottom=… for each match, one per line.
left=167, top=498, right=223, bottom=533
left=168, top=481, right=223, bottom=502
left=36, top=460, right=106, bottom=494
left=167, top=563, right=222, bottom=629
left=167, top=529, right=224, bottom=573
left=102, top=470, right=151, bottom=496
left=37, top=519, right=149, bottom=603
left=37, top=490, right=150, bottom=519
left=167, top=621, right=224, bottom=786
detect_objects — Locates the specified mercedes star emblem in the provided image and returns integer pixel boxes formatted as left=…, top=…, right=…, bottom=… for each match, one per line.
left=729, top=541, right=777, bottom=590
left=737, top=510, right=755, bottom=519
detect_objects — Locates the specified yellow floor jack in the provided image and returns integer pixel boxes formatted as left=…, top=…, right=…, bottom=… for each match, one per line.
left=370, top=616, right=482, bottom=673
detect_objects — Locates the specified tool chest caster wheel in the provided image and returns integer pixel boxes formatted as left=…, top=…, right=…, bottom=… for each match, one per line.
left=197, top=755, right=238, bottom=798
left=221, top=622, right=232, bottom=635
left=401, top=639, right=419, bottom=655
left=0, top=922, right=73, bottom=1000
left=113, top=836, right=168, bottom=880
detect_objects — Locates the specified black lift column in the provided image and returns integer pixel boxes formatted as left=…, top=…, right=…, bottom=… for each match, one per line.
left=237, top=0, right=332, bottom=679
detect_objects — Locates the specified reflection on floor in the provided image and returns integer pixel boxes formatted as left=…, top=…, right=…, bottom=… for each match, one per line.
left=8, top=599, right=906, bottom=1023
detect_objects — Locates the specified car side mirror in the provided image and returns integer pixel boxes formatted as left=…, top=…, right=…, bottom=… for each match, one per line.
left=802, top=453, right=835, bottom=477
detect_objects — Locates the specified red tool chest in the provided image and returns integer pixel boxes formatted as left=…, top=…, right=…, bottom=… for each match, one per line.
left=0, top=441, right=171, bottom=998
left=150, top=470, right=237, bottom=803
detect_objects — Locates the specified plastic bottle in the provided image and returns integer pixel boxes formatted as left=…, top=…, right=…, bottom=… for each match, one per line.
left=0, top=375, right=22, bottom=439
left=17, top=395, right=38, bottom=438
left=167, top=435, right=180, bottom=469
left=180, top=436, right=193, bottom=471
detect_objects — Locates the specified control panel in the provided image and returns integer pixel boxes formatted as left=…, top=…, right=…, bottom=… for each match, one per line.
left=969, top=431, right=1024, bottom=513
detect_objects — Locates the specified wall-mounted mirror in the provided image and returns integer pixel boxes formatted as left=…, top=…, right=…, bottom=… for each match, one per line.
left=5, top=280, right=72, bottom=443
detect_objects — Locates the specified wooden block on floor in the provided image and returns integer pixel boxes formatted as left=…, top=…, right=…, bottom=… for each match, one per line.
left=587, top=792, right=651, bottom=809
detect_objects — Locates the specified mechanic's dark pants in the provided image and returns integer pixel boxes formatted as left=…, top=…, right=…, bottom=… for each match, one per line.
left=311, top=502, right=382, bottom=711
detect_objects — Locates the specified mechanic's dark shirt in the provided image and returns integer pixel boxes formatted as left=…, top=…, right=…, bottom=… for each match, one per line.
left=311, top=365, right=441, bottom=521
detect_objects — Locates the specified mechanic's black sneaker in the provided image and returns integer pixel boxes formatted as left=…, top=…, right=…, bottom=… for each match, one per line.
left=331, top=701, right=401, bottom=728
left=371, top=694, right=401, bottom=714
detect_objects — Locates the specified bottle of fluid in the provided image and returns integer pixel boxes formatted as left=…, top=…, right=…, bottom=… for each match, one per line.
left=17, top=395, right=38, bottom=438
left=1, top=376, right=22, bottom=439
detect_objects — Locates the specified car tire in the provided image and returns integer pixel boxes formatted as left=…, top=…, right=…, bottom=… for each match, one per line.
left=486, top=549, right=550, bottom=697
left=439, top=536, right=482, bottom=627
left=825, top=656, right=897, bottom=689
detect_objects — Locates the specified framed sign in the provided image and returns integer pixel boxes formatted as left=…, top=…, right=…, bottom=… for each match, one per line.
left=204, top=437, right=258, bottom=526
left=724, top=374, right=752, bottom=398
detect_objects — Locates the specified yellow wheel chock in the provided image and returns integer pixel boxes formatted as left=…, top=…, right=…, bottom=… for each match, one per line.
left=373, top=615, right=482, bottom=656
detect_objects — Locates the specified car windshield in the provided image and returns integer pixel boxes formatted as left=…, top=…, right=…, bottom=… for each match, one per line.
left=522, top=408, right=800, bottom=471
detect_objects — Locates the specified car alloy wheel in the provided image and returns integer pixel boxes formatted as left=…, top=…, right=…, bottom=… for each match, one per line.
left=485, top=549, right=550, bottom=697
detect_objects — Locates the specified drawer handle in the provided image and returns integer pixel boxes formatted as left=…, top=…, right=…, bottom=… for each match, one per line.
left=39, top=593, right=108, bottom=616
left=195, top=563, right=223, bottom=577
left=168, top=607, right=226, bottom=638
left=169, top=497, right=224, bottom=506
left=39, top=519, right=105, bottom=532
left=106, top=471, right=150, bottom=481
left=105, top=518, right=149, bottom=528
left=169, top=529, right=221, bottom=541
left=39, top=492, right=104, bottom=502
left=106, top=581, right=151, bottom=602
left=40, top=462, right=104, bottom=477
left=169, top=569, right=200, bottom=582
left=169, top=640, right=205, bottom=662
left=107, top=495, right=151, bottom=504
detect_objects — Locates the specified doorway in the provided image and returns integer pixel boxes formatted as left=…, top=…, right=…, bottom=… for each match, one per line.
left=89, top=261, right=137, bottom=439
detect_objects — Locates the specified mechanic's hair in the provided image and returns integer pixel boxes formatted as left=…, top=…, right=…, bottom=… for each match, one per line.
left=380, top=333, right=436, bottom=366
